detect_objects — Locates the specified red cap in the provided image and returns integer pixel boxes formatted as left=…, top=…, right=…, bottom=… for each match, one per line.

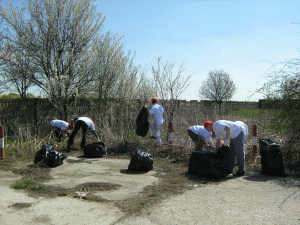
left=152, top=98, right=157, bottom=103
left=204, top=121, right=215, bottom=129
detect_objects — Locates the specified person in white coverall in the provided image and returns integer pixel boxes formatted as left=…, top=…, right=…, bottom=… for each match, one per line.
left=50, top=119, right=71, bottom=142
left=204, top=120, right=249, bottom=176
left=148, top=98, right=164, bottom=145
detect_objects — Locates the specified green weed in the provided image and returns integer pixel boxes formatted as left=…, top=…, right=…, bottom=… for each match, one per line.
left=57, top=191, right=67, bottom=196
left=138, top=192, right=159, bottom=207
left=126, top=132, right=143, bottom=142
left=226, top=109, right=261, bottom=117
left=12, top=178, right=46, bottom=191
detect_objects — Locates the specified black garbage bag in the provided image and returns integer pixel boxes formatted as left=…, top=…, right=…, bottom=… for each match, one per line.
left=188, top=145, right=231, bottom=178
left=83, top=142, right=107, bottom=158
left=128, top=149, right=154, bottom=171
left=259, top=139, right=286, bottom=176
left=136, top=106, right=149, bottom=137
left=34, top=143, right=66, bottom=167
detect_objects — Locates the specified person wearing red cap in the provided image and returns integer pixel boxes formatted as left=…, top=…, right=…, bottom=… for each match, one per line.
left=204, top=120, right=248, bottom=176
left=187, top=125, right=215, bottom=151
left=148, top=98, right=164, bottom=145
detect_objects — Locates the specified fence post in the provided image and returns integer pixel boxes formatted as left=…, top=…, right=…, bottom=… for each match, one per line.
left=0, top=126, right=4, bottom=160
left=168, top=120, right=174, bottom=144
left=252, top=125, right=257, bottom=154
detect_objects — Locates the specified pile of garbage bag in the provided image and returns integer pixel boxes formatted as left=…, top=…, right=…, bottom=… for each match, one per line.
left=34, top=143, right=67, bottom=167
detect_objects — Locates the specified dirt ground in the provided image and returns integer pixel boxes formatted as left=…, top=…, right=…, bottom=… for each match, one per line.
left=0, top=145, right=300, bottom=225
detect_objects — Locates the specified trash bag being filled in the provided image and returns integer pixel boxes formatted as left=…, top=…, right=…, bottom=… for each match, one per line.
left=34, top=143, right=66, bottom=167
left=136, top=106, right=149, bottom=137
left=188, top=145, right=231, bottom=178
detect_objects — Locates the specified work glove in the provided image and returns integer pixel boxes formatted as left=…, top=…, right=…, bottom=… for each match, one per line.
left=223, top=139, right=230, bottom=146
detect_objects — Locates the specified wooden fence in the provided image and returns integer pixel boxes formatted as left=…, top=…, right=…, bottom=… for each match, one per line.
left=0, top=98, right=260, bottom=137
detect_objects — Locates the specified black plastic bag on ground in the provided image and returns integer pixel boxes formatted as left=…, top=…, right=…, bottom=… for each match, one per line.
left=128, top=149, right=153, bottom=171
left=34, top=143, right=66, bottom=167
left=188, top=146, right=230, bottom=178
left=259, top=139, right=286, bottom=176
left=136, top=106, right=149, bottom=137
left=83, top=142, right=107, bottom=158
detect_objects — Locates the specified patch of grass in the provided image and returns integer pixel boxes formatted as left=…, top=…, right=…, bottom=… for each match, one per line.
left=10, top=202, right=32, bottom=209
left=29, top=185, right=46, bottom=191
left=126, top=132, right=144, bottom=142
left=226, top=109, right=261, bottom=117
left=5, top=150, right=13, bottom=157
left=13, top=179, right=35, bottom=189
left=138, top=192, right=159, bottom=207
left=12, top=178, right=46, bottom=191
left=148, top=192, right=159, bottom=198
left=57, top=191, right=67, bottom=196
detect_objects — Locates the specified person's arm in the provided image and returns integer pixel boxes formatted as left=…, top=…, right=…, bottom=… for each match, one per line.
left=90, top=122, right=99, bottom=141
left=61, top=129, right=70, bottom=136
left=207, top=141, right=214, bottom=149
left=225, top=126, right=230, bottom=139
left=216, top=139, right=221, bottom=150
left=223, top=126, right=231, bottom=146
left=93, top=130, right=99, bottom=141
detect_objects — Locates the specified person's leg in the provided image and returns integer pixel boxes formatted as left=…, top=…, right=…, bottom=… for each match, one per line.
left=57, top=129, right=63, bottom=142
left=67, top=121, right=82, bottom=147
left=227, top=139, right=236, bottom=173
left=156, top=124, right=162, bottom=145
left=150, top=123, right=156, bottom=137
left=232, top=131, right=246, bottom=173
left=151, top=122, right=162, bottom=145
left=53, top=128, right=61, bottom=142
left=80, top=123, right=88, bottom=148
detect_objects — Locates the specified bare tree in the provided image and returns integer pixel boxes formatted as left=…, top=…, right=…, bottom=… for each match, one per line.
left=0, top=0, right=105, bottom=120
left=0, top=18, right=13, bottom=95
left=151, top=57, right=193, bottom=139
left=199, top=69, right=236, bottom=112
left=0, top=48, right=37, bottom=98
left=90, top=32, right=142, bottom=100
left=135, top=71, right=155, bottom=105
left=0, top=18, right=11, bottom=65
left=260, top=59, right=300, bottom=138
left=88, top=31, right=154, bottom=108
left=90, top=32, right=125, bottom=101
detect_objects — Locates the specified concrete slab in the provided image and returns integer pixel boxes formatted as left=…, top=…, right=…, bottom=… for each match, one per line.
left=45, top=157, right=159, bottom=200
left=0, top=157, right=159, bottom=225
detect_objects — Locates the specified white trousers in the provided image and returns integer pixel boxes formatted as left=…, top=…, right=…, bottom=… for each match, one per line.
left=151, top=122, right=162, bottom=145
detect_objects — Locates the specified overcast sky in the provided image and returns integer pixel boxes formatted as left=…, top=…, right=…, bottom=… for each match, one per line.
left=2, top=0, right=300, bottom=101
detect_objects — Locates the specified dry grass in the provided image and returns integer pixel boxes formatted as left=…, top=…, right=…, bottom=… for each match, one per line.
left=1, top=108, right=300, bottom=217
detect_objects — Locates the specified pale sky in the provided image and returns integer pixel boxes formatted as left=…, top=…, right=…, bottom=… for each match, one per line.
left=2, top=0, right=300, bottom=101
